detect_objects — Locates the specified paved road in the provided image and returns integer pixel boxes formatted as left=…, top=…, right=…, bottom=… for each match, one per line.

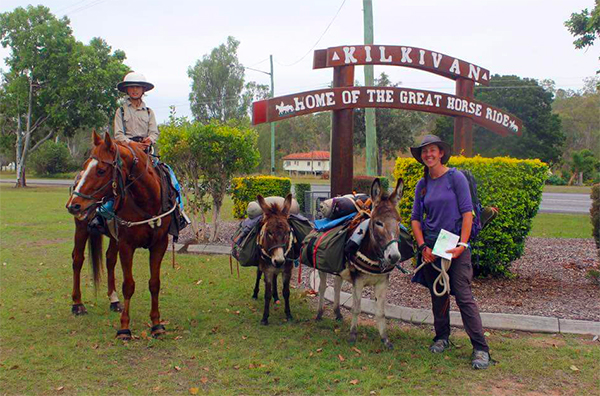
left=309, top=184, right=591, bottom=214
left=1, top=179, right=591, bottom=214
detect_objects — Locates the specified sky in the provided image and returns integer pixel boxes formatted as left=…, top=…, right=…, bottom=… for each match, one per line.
left=1, top=0, right=598, bottom=124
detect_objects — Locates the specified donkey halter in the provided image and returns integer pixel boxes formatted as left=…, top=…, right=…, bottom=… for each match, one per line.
left=257, top=221, right=295, bottom=265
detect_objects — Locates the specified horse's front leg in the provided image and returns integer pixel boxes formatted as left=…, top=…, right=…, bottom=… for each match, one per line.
left=261, top=266, right=273, bottom=325
left=316, top=270, right=328, bottom=321
left=106, top=237, right=122, bottom=312
left=349, top=276, right=365, bottom=344
left=272, top=272, right=280, bottom=305
left=283, top=264, right=293, bottom=321
left=71, top=220, right=88, bottom=315
left=117, top=244, right=136, bottom=340
left=375, top=274, right=393, bottom=350
left=252, top=268, right=262, bottom=299
left=149, top=237, right=168, bottom=338
left=333, top=275, right=343, bottom=321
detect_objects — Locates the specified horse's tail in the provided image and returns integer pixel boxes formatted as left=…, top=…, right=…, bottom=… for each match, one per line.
left=87, top=233, right=103, bottom=292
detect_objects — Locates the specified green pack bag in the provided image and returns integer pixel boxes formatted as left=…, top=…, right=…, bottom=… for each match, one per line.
left=288, top=214, right=313, bottom=256
left=300, top=223, right=349, bottom=275
left=231, top=217, right=261, bottom=267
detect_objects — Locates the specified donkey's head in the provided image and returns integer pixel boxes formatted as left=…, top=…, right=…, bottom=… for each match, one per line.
left=66, top=131, right=121, bottom=220
left=257, top=194, right=293, bottom=268
left=367, top=178, right=404, bottom=271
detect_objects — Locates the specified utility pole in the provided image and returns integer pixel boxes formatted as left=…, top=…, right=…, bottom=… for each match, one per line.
left=246, top=56, right=275, bottom=174
left=270, top=55, right=275, bottom=174
left=363, top=0, right=377, bottom=176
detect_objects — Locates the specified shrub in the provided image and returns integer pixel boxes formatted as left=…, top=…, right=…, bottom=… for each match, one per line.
left=393, top=155, right=548, bottom=277
left=231, top=176, right=292, bottom=218
left=295, top=183, right=311, bottom=213
left=545, top=174, right=566, bottom=185
left=591, top=184, right=600, bottom=258
left=353, top=175, right=390, bottom=194
left=29, top=140, right=75, bottom=175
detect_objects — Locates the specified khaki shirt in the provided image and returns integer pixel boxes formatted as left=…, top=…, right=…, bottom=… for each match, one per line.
left=113, top=98, right=159, bottom=144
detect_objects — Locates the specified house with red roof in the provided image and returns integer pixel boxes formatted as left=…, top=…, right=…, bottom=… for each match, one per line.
left=282, top=151, right=330, bottom=175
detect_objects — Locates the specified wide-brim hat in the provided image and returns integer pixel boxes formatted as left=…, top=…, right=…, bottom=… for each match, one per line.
left=117, top=72, right=154, bottom=93
left=410, top=135, right=452, bottom=165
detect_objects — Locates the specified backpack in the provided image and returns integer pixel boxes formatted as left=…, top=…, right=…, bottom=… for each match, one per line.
left=449, top=168, right=483, bottom=240
left=420, top=168, right=494, bottom=241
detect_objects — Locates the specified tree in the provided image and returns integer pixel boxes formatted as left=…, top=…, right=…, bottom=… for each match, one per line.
left=433, top=75, right=565, bottom=165
left=188, top=36, right=268, bottom=123
left=569, top=149, right=599, bottom=185
left=552, top=76, right=600, bottom=169
left=159, top=118, right=259, bottom=241
left=0, top=6, right=128, bottom=187
left=565, top=1, right=600, bottom=73
left=354, top=73, right=428, bottom=174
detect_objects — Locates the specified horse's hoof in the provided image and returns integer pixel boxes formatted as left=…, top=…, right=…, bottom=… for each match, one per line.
left=252, top=294, right=258, bottom=300
left=315, top=312, right=323, bottom=321
left=71, top=304, right=88, bottom=316
left=348, top=333, right=357, bottom=344
left=110, top=302, right=123, bottom=312
left=151, top=324, right=166, bottom=338
left=335, top=313, right=343, bottom=321
left=383, top=339, right=394, bottom=350
left=116, top=329, right=132, bottom=341
left=286, top=314, right=294, bottom=322
left=260, top=319, right=269, bottom=326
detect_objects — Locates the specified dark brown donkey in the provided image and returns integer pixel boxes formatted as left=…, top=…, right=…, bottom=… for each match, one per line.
left=256, top=194, right=295, bottom=325
left=66, top=131, right=173, bottom=339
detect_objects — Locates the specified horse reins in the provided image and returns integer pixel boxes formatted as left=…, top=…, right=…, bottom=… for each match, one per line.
left=257, top=222, right=295, bottom=265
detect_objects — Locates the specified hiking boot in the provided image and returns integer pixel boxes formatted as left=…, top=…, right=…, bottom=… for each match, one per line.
left=429, top=339, right=449, bottom=354
left=471, top=350, right=491, bottom=370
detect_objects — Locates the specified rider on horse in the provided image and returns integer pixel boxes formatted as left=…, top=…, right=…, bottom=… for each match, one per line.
left=88, top=72, right=189, bottom=234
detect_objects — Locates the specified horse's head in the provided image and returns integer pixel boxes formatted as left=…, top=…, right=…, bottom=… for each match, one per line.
left=66, top=131, right=123, bottom=220
left=367, top=177, right=404, bottom=271
left=257, top=194, right=293, bottom=268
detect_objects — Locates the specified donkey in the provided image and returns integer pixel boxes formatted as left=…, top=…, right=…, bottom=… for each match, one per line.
left=316, top=178, right=403, bottom=349
left=256, top=194, right=295, bottom=325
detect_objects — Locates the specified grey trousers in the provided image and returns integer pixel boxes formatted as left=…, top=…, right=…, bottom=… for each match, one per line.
left=422, top=249, right=489, bottom=352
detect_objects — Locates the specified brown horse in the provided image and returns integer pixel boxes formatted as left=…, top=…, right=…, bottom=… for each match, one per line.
left=69, top=217, right=122, bottom=315
left=256, top=194, right=294, bottom=325
left=316, top=178, right=403, bottom=349
left=66, top=131, right=173, bottom=339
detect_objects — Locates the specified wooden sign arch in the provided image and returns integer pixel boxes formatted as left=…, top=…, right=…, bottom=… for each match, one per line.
left=253, top=45, right=523, bottom=196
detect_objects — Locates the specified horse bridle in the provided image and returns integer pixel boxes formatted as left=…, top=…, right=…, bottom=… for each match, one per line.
left=257, top=222, right=295, bottom=267
left=72, top=143, right=140, bottom=206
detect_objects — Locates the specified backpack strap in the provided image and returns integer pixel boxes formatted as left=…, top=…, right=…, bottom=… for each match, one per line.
left=120, top=107, right=126, bottom=134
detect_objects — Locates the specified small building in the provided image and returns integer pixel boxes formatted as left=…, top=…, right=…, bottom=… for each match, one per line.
left=282, top=151, right=330, bottom=175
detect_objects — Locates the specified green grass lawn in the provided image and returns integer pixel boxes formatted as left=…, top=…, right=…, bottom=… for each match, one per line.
left=1, top=185, right=598, bottom=395
left=531, top=213, right=593, bottom=238
left=543, top=185, right=592, bottom=194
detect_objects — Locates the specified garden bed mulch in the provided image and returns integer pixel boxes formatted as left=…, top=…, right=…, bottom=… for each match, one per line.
left=180, top=224, right=600, bottom=322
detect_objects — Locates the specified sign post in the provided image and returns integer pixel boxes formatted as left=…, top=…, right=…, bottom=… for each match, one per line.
left=253, top=44, right=523, bottom=196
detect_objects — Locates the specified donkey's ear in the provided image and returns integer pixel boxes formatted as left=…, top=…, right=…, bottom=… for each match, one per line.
left=257, top=195, right=270, bottom=214
left=371, top=178, right=382, bottom=204
left=282, top=193, right=292, bottom=217
left=92, top=130, right=103, bottom=146
left=389, top=178, right=404, bottom=206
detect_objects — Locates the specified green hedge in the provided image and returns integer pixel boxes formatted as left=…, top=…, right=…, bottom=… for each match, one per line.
left=393, top=155, right=548, bottom=277
left=231, top=176, right=292, bottom=219
left=591, top=184, right=600, bottom=259
left=295, top=183, right=311, bottom=213
left=352, top=175, right=390, bottom=194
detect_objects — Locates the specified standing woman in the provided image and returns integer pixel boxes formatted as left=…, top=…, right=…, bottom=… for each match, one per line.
left=410, top=135, right=491, bottom=370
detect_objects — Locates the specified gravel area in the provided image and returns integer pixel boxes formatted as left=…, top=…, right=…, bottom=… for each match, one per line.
left=179, top=222, right=600, bottom=322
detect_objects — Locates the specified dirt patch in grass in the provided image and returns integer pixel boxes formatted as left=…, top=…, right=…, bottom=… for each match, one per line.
left=31, top=238, right=70, bottom=247
left=474, top=379, right=572, bottom=396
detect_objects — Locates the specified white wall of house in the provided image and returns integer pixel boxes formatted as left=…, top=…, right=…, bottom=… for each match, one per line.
left=283, top=159, right=329, bottom=174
